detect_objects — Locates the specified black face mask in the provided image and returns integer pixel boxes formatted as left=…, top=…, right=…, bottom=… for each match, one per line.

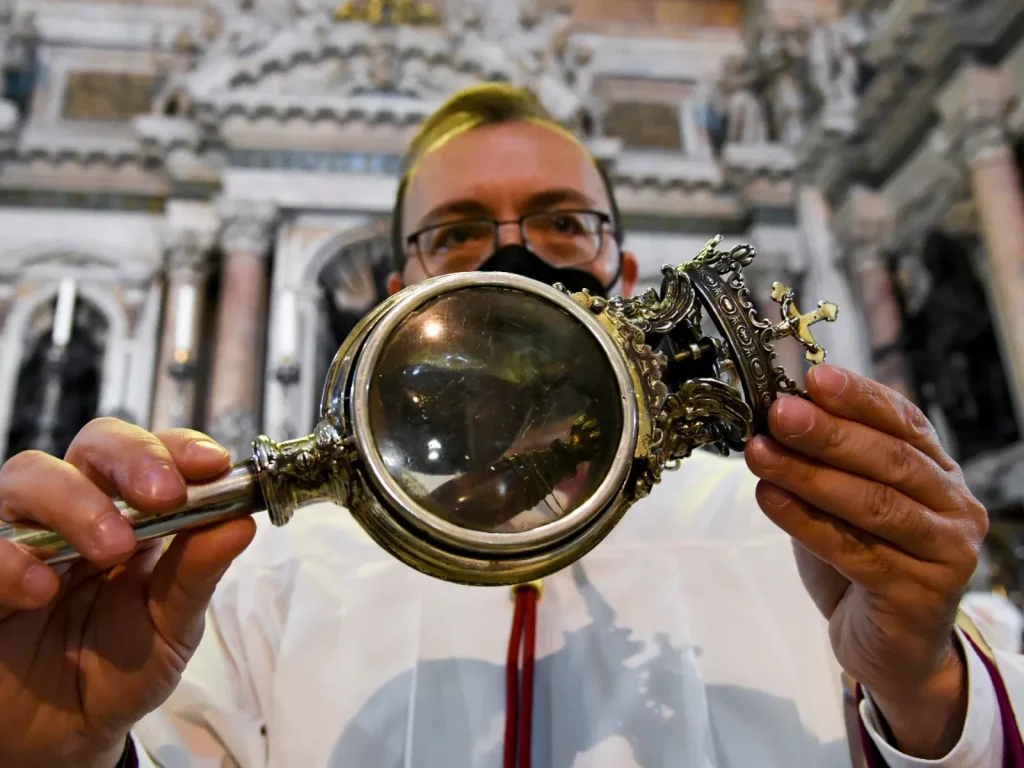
left=478, top=244, right=614, bottom=298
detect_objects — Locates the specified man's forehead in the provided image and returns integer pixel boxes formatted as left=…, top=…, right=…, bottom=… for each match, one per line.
left=403, top=121, right=607, bottom=228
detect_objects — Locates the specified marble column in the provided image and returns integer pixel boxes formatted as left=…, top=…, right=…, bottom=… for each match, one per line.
left=150, top=231, right=215, bottom=432
left=796, top=185, right=874, bottom=377
left=960, top=131, right=1024, bottom=425
left=939, top=66, right=1024, bottom=426
left=207, top=199, right=279, bottom=459
left=835, top=188, right=915, bottom=401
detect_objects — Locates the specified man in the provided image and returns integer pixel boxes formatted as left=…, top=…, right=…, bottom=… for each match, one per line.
left=0, top=84, right=1018, bottom=768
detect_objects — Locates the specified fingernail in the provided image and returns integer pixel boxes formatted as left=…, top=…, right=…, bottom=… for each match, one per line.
left=21, top=564, right=54, bottom=602
left=138, top=463, right=184, bottom=502
left=760, top=484, right=791, bottom=509
left=752, top=437, right=783, bottom=470
left=813, top=366, right=848, bottom=398
left=187, top=440, right=230, bottom=463
left=776, top=396, right=815, bottom=438
left=93, top=514, right=136, bottom=556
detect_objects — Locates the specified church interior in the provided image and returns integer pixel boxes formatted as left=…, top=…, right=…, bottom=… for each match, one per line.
left=1, top=0, right=1024, bottom=604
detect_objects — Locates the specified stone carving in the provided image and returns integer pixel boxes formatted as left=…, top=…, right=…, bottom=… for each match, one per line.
left=953, top=117, right=1012, bottom=167
left=156, top=0, right=597, bottom=133
left=807, top=21, right=859, bottom=117
left=218, top=198, right=280, bottom=255
left=2, top=8, right=36, bottom=71
left=681, top=80, right=716, bottom=158
left=0, top=3, right=35, bottom=126
left=164, top=230, right=216, bottom=278
left=716, top=55, right=768, bottom=145
left=772, top=67, right=807, bottom=148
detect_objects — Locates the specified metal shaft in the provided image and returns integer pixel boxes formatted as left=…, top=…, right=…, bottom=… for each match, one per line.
left=0, top=462, right=266, bottom=566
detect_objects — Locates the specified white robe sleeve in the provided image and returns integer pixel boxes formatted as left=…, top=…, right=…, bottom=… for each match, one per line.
left=128, top=556, right=277, bottom=768
left=858, top=629, right=1003, bottom=767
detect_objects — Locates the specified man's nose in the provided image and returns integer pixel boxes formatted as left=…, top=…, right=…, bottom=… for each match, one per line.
left=495, top=220, right=525, bottom=248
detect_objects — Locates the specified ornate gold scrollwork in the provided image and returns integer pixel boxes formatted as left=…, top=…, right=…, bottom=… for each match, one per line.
left=682, top=236, right=802, bottom=433
left=254, top=418, right=355, bottom=526
left=569, top=289, right=669, bottom=457
left=606, top=264, right=698, bottom=335
left=582, top=235, right=837, bottom=500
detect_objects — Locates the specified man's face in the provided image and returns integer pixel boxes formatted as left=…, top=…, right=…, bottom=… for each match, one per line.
left=389, top=120, right=638, bottom=295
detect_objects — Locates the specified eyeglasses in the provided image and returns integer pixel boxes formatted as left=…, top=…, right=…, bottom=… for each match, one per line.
left=406, top=210, right=620, bottom=278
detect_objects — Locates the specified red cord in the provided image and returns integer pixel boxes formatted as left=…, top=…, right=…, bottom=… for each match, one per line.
left=504, top=586, right=539, bottom=768
left=504, top=589, right=527, bottom=768
left=518, top=588, right=538, bottom=768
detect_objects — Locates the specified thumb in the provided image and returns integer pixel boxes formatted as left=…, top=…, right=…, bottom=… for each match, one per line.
left=147, top=518, right=256, bottom=659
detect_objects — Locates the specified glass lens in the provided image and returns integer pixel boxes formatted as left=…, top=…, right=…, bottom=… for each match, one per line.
left=525, top=212, right=603, bottom=267
left=368, top=286, right=623, bottom=534
left=417, top=220, right=494, bottom=274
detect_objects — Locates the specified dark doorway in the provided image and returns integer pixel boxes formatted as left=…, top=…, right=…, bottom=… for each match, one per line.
left=900, top=232, right=1020, bottom=462
left=314, top=235, right=393, bottom=419
left=5, top=296, right=108, bottom=460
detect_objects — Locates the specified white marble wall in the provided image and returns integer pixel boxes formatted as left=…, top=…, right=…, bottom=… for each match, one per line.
left=0, top=207, right=164, bottom=457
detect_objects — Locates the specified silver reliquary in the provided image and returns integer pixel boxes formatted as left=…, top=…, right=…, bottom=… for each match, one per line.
left=1, top=237, right=839, bottom=586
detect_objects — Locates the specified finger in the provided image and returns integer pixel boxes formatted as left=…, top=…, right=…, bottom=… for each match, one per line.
left=791, top=538, right=851, bottom=619
left=65, top=417, right=187, bottom=511
left=0, top=538, right=59, bottom=617
left=0, top=451, right=137, bottom=565
left=745, top=436, right=958, bottom=560
left=152, top=429, right=232, bottom=482
left=805, top=366, right=956, bottom=472
left=768, top=395, right=961, bottom=512
left=754, top=480, right=914, bottom=591
left=147, top=517, right=256, bottom=660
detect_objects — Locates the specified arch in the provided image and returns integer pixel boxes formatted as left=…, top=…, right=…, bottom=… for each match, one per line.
left=0, top=281, right=130, bottom=460
left=2, top=242, right=127, bottom=276
left=300, top=219, right=393, bottom=287
left=265, top=220, right=394, bottom=439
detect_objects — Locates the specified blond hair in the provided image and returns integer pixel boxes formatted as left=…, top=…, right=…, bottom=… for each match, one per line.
left=390, top=83, right=620, bottom=270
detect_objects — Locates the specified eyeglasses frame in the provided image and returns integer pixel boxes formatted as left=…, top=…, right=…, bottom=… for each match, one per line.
left=404, top=209, right=621, bottom=278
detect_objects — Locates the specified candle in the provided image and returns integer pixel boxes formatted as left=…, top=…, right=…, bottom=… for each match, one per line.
left=173, top=284, right=196, bottom=357
left=51, top=277, right=77, bottom=348
left=279, top=289, right=297, bottom=362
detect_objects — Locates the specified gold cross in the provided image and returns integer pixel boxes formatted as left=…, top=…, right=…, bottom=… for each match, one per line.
left=334, top=0, right=439, bottom=26
left=769, top=282, right=839, bottom=365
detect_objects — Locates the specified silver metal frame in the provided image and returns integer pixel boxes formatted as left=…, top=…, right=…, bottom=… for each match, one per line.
left=349, top=271, right=639, bottom=556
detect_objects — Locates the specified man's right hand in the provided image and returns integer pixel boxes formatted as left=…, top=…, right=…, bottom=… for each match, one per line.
left=0, top=419, right=256, bottom=768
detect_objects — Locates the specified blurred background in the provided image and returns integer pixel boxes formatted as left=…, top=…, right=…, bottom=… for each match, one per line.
left=0, top=0, right=1022, bottom=608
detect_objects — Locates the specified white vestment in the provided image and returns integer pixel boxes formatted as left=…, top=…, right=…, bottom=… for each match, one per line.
left=133, top=450, right=1010, bottom=767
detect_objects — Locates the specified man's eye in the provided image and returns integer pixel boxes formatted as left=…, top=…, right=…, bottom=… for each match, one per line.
left=550, top=214, right=585, bottom=235
left=433, top=224, right=487, bottom=252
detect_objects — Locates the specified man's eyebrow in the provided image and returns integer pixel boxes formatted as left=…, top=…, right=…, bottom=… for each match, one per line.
left=523, top=189, right=600, bottom=213
left=417, top=199, right=493, bottom=230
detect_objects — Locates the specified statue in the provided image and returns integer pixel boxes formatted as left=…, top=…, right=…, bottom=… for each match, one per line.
left=4, top=10, right=36, bottom=71
left=773, top=66, right=807, bottom=147
left=684, top=80, right=717, bottom=158
left=717, top=55, right=768, bottom=145
left=808, top=21, right=859, bottom=116
left=397, top=54, right=435, bottom=97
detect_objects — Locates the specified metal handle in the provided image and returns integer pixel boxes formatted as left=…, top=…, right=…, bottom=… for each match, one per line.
left=0, top=463, right=266, bottom=566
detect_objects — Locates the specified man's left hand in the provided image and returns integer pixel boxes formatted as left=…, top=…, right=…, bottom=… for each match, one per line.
left=745, top=365, right=989, bottom=760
